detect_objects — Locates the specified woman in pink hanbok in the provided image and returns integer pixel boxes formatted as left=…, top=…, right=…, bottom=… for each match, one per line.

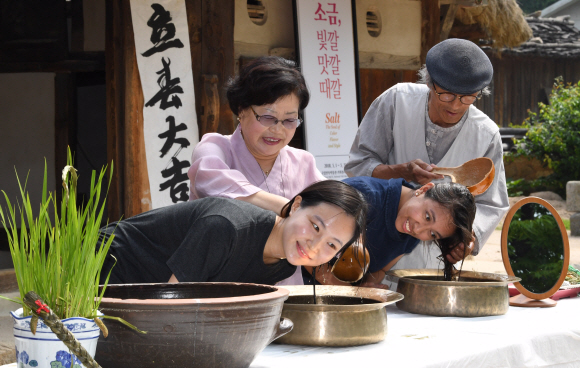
left=188, top=56, right=325, bottom=285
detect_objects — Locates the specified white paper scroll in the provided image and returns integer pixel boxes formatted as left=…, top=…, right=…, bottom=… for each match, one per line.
left=130, top=0, right=199, bottom=208
left=295, top=0, right=359, bottom=180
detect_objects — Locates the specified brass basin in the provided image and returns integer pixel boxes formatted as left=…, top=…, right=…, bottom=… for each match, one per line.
left=387, top=269, right=521, bottom=317
left=275, top=285, right=403, bottom=346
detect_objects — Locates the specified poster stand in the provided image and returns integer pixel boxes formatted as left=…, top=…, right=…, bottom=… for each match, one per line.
left=292, top=0, right=361, bottom=179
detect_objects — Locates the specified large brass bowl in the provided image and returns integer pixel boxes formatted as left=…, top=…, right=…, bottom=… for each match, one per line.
left=275, top=285, right=403, bottom=346
left=387, top=269, right=521, bottom=317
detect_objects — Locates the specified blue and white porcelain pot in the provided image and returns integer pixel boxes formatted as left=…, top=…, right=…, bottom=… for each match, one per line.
left=10, top=308, right=101, bottom=368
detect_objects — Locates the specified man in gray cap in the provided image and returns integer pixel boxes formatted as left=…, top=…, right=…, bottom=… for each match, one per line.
left=345, top=38, right=509, bottom=270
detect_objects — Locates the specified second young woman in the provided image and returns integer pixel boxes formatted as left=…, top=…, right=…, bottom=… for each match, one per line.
left=305, top=176, right=476, bottom=286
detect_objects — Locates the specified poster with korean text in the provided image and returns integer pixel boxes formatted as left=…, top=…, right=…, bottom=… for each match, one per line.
left=130, top=0, right=199, bottom=208
left=294, top=0, right=360, bottom=180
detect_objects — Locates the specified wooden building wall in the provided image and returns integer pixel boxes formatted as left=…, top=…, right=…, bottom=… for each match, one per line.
left=357, top=0, right=437, bottom=118
left=359, top=69, right=418, bottom=116
left=476, top=52, right=580, bottom=127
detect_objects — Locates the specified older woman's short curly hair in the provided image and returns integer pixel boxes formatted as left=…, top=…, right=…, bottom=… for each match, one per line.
left=227, top=56, right=310, bottom=115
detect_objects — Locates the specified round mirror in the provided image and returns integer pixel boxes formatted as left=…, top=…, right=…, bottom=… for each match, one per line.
left=501, top=197, right=570, bottom=307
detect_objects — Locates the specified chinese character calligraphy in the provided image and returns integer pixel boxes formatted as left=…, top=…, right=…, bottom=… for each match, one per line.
left=133, top=0, right=197, bottom=206
left=159, top=157, right=190, bottom=202
left=142, top=3, right=185, bottom=57
left=158, top=116, right=190, bottom=158
left=145, top=57, right=184, bottom=110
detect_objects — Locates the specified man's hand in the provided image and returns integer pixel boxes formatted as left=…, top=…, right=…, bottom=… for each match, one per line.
left=405, top=159, right=444, bottom=184
left=446, top=241, right=474, bottom=264
left=372, top=159, right=444, bottom=184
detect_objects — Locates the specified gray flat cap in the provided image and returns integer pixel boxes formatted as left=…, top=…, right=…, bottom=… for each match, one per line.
left=426, top=38, right=493, bottom=95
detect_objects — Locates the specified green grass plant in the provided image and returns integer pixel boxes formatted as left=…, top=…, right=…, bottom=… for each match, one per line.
left=0, top=149, right=114, bottom=319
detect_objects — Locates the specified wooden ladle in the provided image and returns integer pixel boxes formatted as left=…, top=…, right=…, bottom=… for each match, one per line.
left=431, top=157, right=495, bottom=196
left=331, top=241, right=370, bottom=283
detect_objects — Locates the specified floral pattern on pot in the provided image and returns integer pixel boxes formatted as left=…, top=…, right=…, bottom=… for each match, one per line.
left=15, top=348, right=39, bottom=367
left=11, top=308, right=101, bottom=368
left=51, top=351, right=82, bottom=368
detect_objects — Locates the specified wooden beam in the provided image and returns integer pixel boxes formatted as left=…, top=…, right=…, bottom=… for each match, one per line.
left=358, top=52, right=420, bottom=70
left=441, top=4, right=459, bottom=41
left=421, top=0, right=440, bottom=65
left=448, top=23, right=488, bottom=43
left=439, top=0, right=488, bottom=6
left=0, top=56, right=105, bottom=73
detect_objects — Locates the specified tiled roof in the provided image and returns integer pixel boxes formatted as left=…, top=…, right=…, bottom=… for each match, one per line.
left=483, top=15, right=580, bottom=57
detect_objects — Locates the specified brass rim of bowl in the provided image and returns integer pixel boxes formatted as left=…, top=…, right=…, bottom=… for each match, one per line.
left=279, top=285, right=403, bottom=312
left=387, top=269, right=521, bottom=287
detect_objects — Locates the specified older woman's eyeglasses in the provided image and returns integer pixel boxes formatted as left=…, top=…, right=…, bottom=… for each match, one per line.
left=433, top=85, right=482, bottom=105
left=250, top=106, right=302, bottom=129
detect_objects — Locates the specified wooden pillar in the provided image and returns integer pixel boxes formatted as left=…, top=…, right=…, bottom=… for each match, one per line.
left=105, top=0, right=149, bottom=220
left=105, top=0, right=124, bottom=221
left=420, top=0, right=440, bottom=65
left=187, top=0, right=235, bottom=136
left=186, top=0, right=203, bottom=135
left=202, top=0, right=235, bottom=135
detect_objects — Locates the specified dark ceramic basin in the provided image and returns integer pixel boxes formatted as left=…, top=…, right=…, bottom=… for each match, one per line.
left=95, top=282, right=292, bottom=368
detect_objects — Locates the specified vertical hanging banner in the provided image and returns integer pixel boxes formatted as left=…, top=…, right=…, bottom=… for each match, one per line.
left=295, top=0, right=359, bottom=180
left=130, top=0, right=199, bottom=208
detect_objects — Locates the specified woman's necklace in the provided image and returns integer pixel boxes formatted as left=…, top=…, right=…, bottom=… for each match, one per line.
left=257, top=156, right=285, bottom=197
left=260, top=166, right=272, bottom=193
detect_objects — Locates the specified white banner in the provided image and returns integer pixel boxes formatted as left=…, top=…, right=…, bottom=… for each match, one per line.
left=295, top=0, right=359, bottom=180
left=129, top=0, right=199, bottom=208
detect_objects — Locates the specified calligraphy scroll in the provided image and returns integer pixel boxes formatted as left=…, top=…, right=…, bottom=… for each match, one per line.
left=294, top=0, right=360, bottom=180
left=130, top=0, right=199, bottom=208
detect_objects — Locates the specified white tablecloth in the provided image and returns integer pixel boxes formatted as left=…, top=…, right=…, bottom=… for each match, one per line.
left=2, top=298, right=579, bottom=368
left=251, top=297, right=580, bottom=368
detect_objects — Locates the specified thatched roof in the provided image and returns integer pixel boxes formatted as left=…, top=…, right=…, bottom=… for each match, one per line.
left=453, top=0, right=533, bottom=49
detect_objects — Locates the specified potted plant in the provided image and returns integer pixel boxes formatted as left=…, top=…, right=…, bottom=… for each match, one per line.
left=0, top=149, right=136, bottom=367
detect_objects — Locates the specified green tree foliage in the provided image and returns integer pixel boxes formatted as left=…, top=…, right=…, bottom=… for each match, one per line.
left=507, top=203, right=564, bottom=293
left=517, top=0, right=560, bottom=15
left=508, top=78, right=580, bottom=198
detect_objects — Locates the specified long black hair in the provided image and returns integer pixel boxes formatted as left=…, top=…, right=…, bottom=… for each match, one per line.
left=281, top=180, right=367, bottom=253
left=425, top=182, right=476, bottom=279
